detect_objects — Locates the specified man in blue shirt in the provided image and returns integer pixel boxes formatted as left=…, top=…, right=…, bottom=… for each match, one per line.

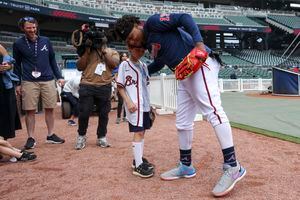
left=13, top=17, right=65, bottom=149
left=114, top=13, right=246, bottom=197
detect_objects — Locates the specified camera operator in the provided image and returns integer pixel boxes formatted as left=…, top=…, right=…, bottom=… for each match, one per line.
left=72, top=23, right=119, bottom=150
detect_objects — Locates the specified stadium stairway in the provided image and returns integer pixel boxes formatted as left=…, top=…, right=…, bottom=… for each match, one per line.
left=266, top=14, right=300, bottom=34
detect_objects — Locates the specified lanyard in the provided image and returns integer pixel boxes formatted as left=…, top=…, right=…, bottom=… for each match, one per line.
left=25, top=36, right=38, bottom=70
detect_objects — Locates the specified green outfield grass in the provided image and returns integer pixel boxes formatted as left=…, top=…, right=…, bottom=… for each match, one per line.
left=230, top=122, right=300, bottom=144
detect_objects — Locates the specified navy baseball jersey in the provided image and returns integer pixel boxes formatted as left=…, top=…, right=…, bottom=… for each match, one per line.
left=13, top=36, right=63, bottom=82
left=143, top=13, right=211, bottom=74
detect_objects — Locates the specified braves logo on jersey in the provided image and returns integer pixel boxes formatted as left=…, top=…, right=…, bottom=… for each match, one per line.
left=160, top=13, right=170, bottom=21
left=125, top=75, right=137, bottom=87
left=41, top=44, right=48, bottom=51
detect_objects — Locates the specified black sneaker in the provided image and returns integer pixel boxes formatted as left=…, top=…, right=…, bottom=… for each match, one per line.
left=46, top=134, right=65, bottom=144
left=21, top=149, right=35, bottom=155
left=132, top=157, right=154, bottom=170
left=133, top=162, right=154, bottom=178
left=67, top=120, right=77, bottom=126
left=24, top=137, right=36, bottom=149
left=17, top=152, right=37, bottom=162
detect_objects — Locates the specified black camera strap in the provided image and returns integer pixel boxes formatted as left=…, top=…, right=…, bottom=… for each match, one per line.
left=95, top=49, right=105, bottom=61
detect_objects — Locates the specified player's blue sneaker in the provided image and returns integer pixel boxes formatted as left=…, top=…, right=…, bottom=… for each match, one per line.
left=212, top=162, right=246, bottom=197
left=160, top=162, right=196, bottom=180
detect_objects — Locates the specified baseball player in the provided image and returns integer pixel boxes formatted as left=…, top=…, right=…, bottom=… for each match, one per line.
left=116, top=44, right=154, bottom=178
left=114, top=13, right=246, bottom=196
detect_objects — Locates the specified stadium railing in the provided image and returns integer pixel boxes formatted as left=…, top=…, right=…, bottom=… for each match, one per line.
left=149, top=74, right=272, bottom=111
left=15, top=0, right=299, bottom=21
left=229, top=49, right=300, bottom=67
left=268, top=15, right=300, bottom=29
left=224, top=16, right=266, bottom=27
left=44, top=0, right=111, bottom=16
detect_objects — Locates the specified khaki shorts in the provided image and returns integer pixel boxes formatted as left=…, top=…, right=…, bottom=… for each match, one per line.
left=22, top=80, right=57, bottom=110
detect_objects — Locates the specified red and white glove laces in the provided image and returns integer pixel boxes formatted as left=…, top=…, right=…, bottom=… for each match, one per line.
left=175, top=47, right=208, bottom=80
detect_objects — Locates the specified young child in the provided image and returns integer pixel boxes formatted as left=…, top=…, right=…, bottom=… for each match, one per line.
left=0, top=138, right=37, bottom=162
left=113, top=52, right=128, bottom=124
left=116, top=47, right=154, bottom=178
left=62, top=75, right=81, bottom=126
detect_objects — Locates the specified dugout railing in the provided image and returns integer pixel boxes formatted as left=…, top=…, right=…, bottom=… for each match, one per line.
left=150, top=74, right=272, bottom=112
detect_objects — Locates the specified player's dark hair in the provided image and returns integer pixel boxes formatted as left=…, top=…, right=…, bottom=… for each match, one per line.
left=114, top=15, right=140, bottom=41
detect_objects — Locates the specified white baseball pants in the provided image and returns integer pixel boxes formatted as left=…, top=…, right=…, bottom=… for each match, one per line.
left=176, top=57, right=234, bottom=150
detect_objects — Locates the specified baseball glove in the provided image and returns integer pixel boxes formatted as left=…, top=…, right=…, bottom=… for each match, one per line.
left=175, top=47, right=208, bottom=80
left=149, top=106, right=156, bottom=128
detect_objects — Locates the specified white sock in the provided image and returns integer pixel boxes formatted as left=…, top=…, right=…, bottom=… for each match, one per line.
left=214, top=123, right=234, bottom=149
left=141, top=139, right=144, bottom=155
left=178, top=130, right=193, bottom=150
left=132, top=142, right=143, bottom=167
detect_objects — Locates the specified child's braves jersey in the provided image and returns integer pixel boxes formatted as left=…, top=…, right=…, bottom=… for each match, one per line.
left=116, top=60, right=150, bottom=127
left=143, top=13, right=211, bottom=74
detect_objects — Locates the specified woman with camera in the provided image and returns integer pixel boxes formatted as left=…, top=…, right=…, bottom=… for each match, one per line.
left=73, top=25, right=120, bottom=150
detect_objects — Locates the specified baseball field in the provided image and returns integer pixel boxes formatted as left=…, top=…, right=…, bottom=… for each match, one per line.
left=0, top=92, right=299, bottom=200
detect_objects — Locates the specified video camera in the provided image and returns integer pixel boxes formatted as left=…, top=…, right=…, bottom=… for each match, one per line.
left=71, top=22, right=107, bottom=56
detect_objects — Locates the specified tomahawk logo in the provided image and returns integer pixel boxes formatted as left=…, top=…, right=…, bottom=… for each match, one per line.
left=227, top=154, right=236, bottom=161
left=41, top=45, right=48, bottom=51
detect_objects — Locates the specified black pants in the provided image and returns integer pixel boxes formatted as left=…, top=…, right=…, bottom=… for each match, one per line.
left=78, top=84, right=111, bottom=138
left=0, top=84, right=22, bottom=139
left=117, top=91, right=126, bottom=118
left=64, top=92, right=79, bottom=116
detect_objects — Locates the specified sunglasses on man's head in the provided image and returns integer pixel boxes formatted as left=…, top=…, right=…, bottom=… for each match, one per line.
left=23, top=17, right=35, bottom=21
left=19, top=16, right=36, bottom=23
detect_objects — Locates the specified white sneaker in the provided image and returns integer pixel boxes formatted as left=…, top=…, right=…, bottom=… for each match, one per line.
left=97, top=137, right=111, bottom=148
left=9, top=157, right=17, bottom=163
left=115, top=118, right=121, bottom=124
left=75, top=135, right=86, bottom=150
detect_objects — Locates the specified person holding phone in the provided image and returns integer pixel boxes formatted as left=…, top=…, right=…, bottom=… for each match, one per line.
left=0, top=44, right=22, bottom=141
